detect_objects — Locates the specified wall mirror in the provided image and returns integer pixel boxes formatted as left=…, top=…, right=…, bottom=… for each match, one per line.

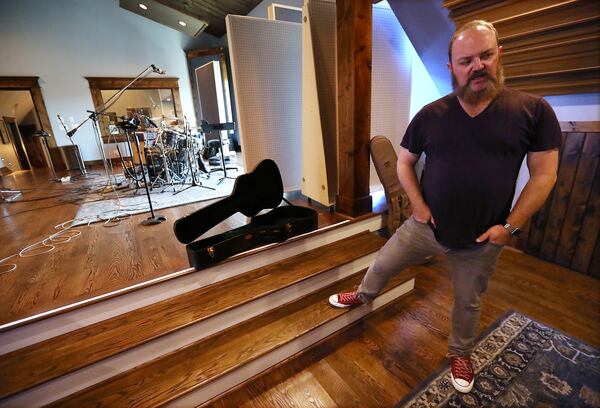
left=86, top=77, right=182, bottom=143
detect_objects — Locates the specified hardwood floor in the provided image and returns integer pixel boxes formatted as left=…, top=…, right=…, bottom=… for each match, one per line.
left=0, top=167, right=348, bottom=327
left=207, top=248, right=600, bottom=408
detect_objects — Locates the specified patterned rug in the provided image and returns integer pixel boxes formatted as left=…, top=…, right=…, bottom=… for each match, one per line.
left=397, top=311, right=600, bottom=407
left=74, top=169, right=238, bottom=225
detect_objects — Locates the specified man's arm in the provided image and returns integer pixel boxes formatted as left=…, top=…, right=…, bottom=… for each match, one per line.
left=477, top=149, right=559, bottom=244
left=397, top=147, right=433, bottom=224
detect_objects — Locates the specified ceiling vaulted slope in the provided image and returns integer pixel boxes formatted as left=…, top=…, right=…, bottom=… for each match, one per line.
left=152, top=0, right=262, bottom=37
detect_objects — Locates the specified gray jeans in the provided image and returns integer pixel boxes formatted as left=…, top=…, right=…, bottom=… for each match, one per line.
left=358, top=216, right=504, bottom=355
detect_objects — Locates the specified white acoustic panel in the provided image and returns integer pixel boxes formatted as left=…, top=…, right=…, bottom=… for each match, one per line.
left=370, top=4, right=413, bottom=189
left=301, top=0, right=337, bottom=206
left=226, top=15, right=302, bottom=190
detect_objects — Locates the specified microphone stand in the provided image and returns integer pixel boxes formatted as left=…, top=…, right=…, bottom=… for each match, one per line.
left=122, top=121, right=166, bottom=225
left=64, top=65, right=161, bottom=189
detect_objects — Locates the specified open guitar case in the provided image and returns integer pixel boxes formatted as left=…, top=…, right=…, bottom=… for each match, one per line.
left=173, top=159, right=318, bottom=269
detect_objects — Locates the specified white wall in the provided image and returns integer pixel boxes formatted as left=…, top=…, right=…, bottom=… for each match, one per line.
left=544, top=93, right=600, bottom=122
left=0, top=0, right=219, bottom=161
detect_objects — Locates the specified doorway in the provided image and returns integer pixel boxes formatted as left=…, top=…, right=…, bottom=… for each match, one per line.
left=0, top=77, right=55, bottom=174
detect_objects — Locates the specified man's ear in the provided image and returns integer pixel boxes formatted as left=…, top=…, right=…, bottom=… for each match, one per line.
left=498, top=45, right=503, bottom=56
left=447, top=62, right=452, bottom=72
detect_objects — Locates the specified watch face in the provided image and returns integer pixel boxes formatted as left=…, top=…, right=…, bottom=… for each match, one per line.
left=512, top=228, right=522, bottom=237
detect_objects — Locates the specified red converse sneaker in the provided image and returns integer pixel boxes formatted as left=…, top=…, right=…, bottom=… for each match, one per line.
left=450, top=355, right=474, bottom=393
left=329, top=291, right=363, bottom=308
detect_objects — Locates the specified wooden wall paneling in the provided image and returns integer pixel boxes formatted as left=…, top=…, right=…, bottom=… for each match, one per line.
left=570, top=143, right=600, bottom=274
left=336, top=0, right=373, bottom=217
left=444, top=0, right=556, bottom=23
left=588, top=233, right=600, bottom=278
left=506, top=69, right=600, bottom=96
left=538, top=132, right=585, bottom=261
left=442, top=0, right=600, bottom=96
left=523, top=133, right=567, bottom=256
left=500, top=17, right=599, bottom=50
left=555, top=133, right=600, bottom=270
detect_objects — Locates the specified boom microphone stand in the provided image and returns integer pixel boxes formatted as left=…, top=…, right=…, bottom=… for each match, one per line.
left=63, top=64, right=166, bottom=190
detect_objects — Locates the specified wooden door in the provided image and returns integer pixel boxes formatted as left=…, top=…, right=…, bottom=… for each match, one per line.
left=517, top=121, right=600, bottom=277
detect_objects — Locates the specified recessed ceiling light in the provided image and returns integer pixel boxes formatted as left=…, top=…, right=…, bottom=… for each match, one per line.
left=166, top=97, right=171, bottom=101
left=178, top=21, right=187, bottom=27
left=139, top=3, right=148, bottom=10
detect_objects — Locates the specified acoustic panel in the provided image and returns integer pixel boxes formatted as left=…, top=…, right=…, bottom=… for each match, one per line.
left=301, top=0, right=337, bottom=206
left=226, top=15, right=302, bottom=191
left=195, top=61, right=231, bottom=153
left=370, top=4, right=413, bottom=189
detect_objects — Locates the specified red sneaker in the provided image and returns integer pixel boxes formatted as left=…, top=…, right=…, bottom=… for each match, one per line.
left=329, top=291, right=363, bottom=308
left=450, top=355, right=474, bottom=393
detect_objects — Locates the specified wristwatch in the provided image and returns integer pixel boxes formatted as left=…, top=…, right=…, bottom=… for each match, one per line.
left=503, top=222, right=522, bottom=237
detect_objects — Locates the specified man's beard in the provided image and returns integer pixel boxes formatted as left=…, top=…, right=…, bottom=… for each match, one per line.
left=452, top=63, right=504, bottom=105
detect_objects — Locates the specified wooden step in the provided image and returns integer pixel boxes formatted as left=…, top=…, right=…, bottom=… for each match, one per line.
left=0, top=213, right=382, bottom=342
left=48, top=270, right=416, bottom=407
left=0, top=231, right=386, bottom=401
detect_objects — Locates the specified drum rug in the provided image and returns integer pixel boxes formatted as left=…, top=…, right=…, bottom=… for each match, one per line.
left=74, top=169, right=239, bottom=225
left=396, top=311, right=600, bottom=408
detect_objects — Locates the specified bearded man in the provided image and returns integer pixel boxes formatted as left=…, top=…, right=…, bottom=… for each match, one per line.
left=329, top=20, right=561, bottom=393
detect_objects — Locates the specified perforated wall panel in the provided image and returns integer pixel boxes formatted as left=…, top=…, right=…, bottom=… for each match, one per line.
left=301, top=0, right=337, bottom=206
left=226, top=15, right=302, bottom=190
left=370, top=5, right=413, bottom=189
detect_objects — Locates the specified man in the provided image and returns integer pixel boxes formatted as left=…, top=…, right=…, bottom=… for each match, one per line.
left=329, top=20, right=561, bottom=393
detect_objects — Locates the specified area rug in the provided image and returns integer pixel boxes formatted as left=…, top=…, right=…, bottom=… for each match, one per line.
left=74, top=170, right=239, bottom=224
left=397, top=311, right=600, bottom=407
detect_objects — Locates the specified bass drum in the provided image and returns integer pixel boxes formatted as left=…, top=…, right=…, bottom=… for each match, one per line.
left=144, top=146, right=164, bottom=182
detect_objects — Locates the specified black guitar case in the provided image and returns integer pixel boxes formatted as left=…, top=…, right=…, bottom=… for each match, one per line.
left=173, top=159, right=318, bottom=269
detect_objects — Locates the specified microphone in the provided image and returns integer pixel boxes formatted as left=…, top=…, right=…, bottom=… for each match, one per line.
left=151, top=64, right=166, bottom=75
left=67, top=128, right=77, bottom=138
left=57, top=115, right=69, bottom=132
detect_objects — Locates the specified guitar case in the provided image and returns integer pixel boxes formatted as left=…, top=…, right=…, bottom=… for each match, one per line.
left=370, top=135, right=411, bottom=233
left=173, top=159, right=318, bottom=269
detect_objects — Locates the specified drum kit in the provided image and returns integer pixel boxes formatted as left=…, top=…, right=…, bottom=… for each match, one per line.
left=118, top=115, right=234, bottom=195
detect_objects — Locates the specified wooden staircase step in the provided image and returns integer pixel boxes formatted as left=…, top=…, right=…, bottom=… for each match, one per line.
left=48, top=269, right=416, bottom=407
left=0, top=231, right=386, bottom=400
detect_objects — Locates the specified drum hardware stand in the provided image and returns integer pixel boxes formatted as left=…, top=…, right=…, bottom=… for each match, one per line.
left=123, top=122, right=166, bottom=225
left=202, top=121, right=237, bottom=185
left=173, top=126, right=214, bottom=195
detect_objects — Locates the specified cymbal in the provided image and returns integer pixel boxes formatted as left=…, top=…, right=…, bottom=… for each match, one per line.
left=151, top=116, right=179, bottom=122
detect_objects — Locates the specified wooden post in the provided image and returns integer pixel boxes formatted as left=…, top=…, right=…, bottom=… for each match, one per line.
left=336, top=0, right=373, bottom=217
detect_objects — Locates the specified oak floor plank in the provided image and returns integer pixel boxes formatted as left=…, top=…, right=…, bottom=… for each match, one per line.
left=0, top=232, right=386, bottom=399
left=0, top=168, right=350, bottom=326
left=206, top=248, right=599, bottom=408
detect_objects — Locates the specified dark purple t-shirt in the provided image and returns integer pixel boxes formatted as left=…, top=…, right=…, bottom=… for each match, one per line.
left=400, top=87, right=561, bottom=248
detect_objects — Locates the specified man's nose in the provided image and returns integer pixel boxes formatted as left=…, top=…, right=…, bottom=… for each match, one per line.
left=472, top=57, right=484, bottom=70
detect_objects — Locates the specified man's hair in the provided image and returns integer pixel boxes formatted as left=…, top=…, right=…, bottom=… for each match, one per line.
left=448, top=20, right=499, bottom=62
